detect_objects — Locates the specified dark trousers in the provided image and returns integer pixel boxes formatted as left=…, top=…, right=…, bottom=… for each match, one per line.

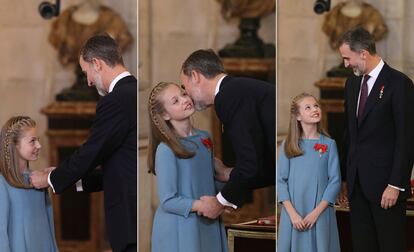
left=349, top=178, right=406, bottom=252
left=119, top=243, right=137, bottom=252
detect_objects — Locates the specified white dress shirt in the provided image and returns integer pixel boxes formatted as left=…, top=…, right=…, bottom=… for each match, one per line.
left=356, top=59, right=384, bottom=116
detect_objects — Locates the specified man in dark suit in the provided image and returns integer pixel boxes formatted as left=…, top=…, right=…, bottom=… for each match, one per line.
left=180, top=49, right=275, bottom=219
left=338, top=27, right=414, bottom=251
left=30, top=35, right=137, bottom=252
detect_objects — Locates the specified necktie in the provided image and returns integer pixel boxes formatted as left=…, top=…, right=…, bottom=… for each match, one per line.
left=358, top=74, right=370, bottom=123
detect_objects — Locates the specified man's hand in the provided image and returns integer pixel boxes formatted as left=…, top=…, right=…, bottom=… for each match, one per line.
left=214, top=157, right=232, bottom=182
left=198, top=195, right=225, bottom=219
left=29, top=167, right=54, bottom=189
left=381, top=185, right=400, bottom=209
left=337, top=182, right=349, bottom=207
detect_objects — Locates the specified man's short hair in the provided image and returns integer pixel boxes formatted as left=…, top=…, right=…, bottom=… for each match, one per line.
left=80, top=34, right=124, bottom=67
left=181, top=49, right=225, bottom=79
left=338, top=26, right=377, bottom=55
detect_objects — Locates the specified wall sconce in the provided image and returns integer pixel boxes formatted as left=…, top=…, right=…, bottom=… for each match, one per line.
left=39, top=0, right=60, bottom=19
left=314, top=0, right=331, bottom=14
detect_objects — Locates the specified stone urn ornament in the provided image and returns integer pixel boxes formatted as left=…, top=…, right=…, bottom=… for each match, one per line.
left=216, top=0, right=275, bottom=58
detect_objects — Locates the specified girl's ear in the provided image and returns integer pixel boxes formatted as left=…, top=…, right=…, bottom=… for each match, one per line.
left=162, top=112, right=171, bottom=121
left=296, top=114, right=302, bottom=121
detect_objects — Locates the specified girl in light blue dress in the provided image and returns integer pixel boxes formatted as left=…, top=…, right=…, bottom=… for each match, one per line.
left=0, top=116, right=58, bottom=252
left=277, top=93, right=341, bottom=252
left=147, top=82, right=227, bottom=252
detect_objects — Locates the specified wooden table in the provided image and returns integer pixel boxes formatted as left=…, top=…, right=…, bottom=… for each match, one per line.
left=226, top=220, right=275, bottom=252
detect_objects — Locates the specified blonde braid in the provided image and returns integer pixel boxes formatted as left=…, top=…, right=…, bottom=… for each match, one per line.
left=3, top=129, right=12, bottom=165
left=148, top=82, right=171, bottom=141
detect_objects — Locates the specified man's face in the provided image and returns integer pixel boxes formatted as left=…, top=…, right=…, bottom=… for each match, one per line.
left=79, top=57, right=107, bottom=96
left=179, top=71, right=208, bottom=111
left=339, top=43, right=366, bottom=76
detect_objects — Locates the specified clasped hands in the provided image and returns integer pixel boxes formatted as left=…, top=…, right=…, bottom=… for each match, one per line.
left=290, top=209, right=321, bottom=231
left=191, top=157, right=235, bottom=219
left=29, top=167, right=56, bottom=189
left=193, top=196, right=234, bottom=219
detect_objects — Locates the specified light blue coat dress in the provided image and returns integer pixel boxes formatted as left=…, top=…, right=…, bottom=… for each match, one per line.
left=0, top=171, right=58, bottom=252
left=277, top=135, right=341, bottom=252
left=151, top=129, right=228, bottom=252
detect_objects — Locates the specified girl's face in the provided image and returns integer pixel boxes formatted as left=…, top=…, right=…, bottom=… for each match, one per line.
left=16, top=127, right=41, bottom=162
left=296, top=96, right=322, bottom=125
left=160, top=84, right=195, bottom=122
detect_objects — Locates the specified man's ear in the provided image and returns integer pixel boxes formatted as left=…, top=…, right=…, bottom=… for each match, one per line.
left=191, top=70, right=201, bottom=84
left=361, top=50, right=368, bottom=60
left=92, top=58, right=103, bottom=71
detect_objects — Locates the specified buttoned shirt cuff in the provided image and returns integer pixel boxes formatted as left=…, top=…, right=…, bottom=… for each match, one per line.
left=47, top=172, right=56, bottom=193
left=216, top=192, right=237, bottom=209
left=75, top=180, right=84, bottom=192
left=388, top=184, right=405, bottom=192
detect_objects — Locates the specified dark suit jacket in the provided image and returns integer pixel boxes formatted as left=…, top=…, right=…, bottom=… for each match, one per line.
left=342, top=63, right=414, bottom=204
left=215, top=76, right=276, bottom=207
left=50, top=75, right=137, bottom=252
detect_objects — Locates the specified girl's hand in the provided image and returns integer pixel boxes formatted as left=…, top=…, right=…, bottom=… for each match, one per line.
left=214, top=157, right=232, bottom=182
left=289, top=212, right=306, bottom=231
left=303, top=209, right=320, bottom=230
left=192, top=199, right=204, bottom=215
left=43, top=167, right=56, bottom=173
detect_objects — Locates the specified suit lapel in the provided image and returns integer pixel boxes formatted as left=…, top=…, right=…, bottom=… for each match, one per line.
left=214, top=76, right=231, bottom=122
left=349, top=76, right=361, bottom=130
left=358, top=64, right=388, bottom=127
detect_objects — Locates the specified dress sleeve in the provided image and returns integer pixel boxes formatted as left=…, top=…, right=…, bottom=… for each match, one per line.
left=321, top=141, right=341, bottom=204
left=155, top=144, right=194, bottom=218
left=277, top=142, right=291, bottom=203
left=0, top=179, right=11, bottom=252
